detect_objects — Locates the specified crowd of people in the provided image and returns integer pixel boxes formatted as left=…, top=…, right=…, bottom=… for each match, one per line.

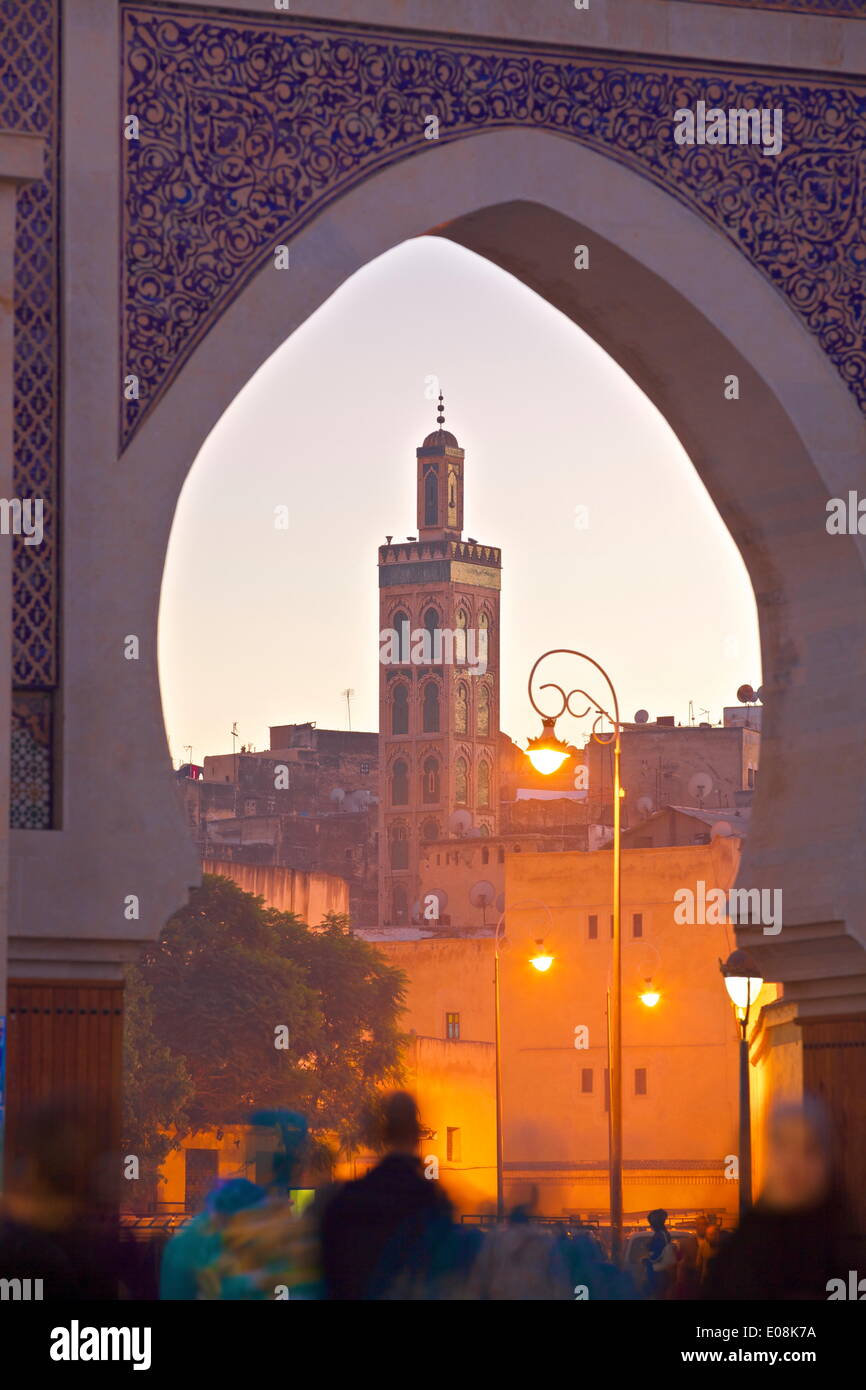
left=0, top=1092, right=857, bottom=1301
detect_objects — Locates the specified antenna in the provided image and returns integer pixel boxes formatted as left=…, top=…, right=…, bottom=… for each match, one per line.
left=230, top=721, right=239, bottom=814
left=342, top=688, right=354, bottom=731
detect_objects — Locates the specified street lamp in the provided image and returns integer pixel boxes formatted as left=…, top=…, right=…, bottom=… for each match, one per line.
left=719, top=947, right=764, bottom=1217
left=526, top=718, right=572, bottom=776
left=525, top=648, right=624, bottom=1261
left=494, top=900, right=553, bottom=1221
left=530, top=941, right=554, bottom=973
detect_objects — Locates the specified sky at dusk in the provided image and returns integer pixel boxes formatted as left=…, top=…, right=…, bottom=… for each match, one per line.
left=158, top=236, right=761, bottom=767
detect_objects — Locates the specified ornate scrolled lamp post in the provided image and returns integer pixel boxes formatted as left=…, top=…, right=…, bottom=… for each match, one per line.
left=525, top=649, right=624, bottom=1262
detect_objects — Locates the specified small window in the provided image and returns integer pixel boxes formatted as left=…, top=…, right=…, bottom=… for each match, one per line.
left=423, top=756, right=440, bottom=804
left=588, top=913, right=598, bottom=941
left=446, top=1127, right=462, bottom=1163
left=632, top=912, right=643, bottom=939
left=360, top=761, right=370, bottom=775
left=422, top=681, right=440, bottom=733
left=481, top=847, right=489, bottom=865
left=391, top=759, right=409, bottom=806
left=635, top=1068, right=647, bottom=1097
left=244, top=799, right=256, bottom=816
left=390, top=826, right=408, bottom=871
left=446, top=1011, right=460, bottom=1040
left=455, top=756, right=468, bottom=804
left=392, top=684, right=409, bottom=735
left=497, top=846, right=505, bottom=864
left=581, top=1068, right=593, bottom=1094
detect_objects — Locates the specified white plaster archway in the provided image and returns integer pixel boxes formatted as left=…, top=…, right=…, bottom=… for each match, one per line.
left=22, top=125, right=866, bottom=1001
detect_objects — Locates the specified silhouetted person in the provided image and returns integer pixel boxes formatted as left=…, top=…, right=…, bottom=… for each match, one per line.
left=705, top=1100, right=856, bottom=1301
left=160, top=1178, right=266, bottom=1300
left=643, top=1208, right=677, bottom=1299
left=0, top=1101, right=139, bottom=1299
left=320, top=1091, right=453, bottom=1299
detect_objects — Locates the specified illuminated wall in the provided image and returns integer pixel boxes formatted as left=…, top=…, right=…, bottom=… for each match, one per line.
left=380, top=837, right=757, bottom=1221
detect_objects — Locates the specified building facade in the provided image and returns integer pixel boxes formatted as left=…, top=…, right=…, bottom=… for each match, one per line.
left=4, top=0, right=866, bottom=1220
left=375, top=835, right=749, bottom=1221
left=378, top=401, right=501, bottom=925
left=586, top=715, right=760, bottom=826
left=179, top=725, right=379, bottom=924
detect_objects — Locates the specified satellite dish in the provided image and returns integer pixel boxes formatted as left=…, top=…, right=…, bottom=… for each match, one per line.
left=711, top=820, right=734, bottom=839
left=755, top=686, right=764, bottom=702
left=330, top=787, right=346, bottom=804
left=737, top=684, right=756, bottom=704
left=634, top=709, right=649, bottom=724
left=449, top=809, right=473, bottom=836
left=636, top=795, right=654, bottom=818
left=688, top=772, right=714, bottom=803
left=469, top=880, right=497, bottom=908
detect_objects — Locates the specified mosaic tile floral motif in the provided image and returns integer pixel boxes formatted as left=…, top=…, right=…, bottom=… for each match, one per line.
left=1, top=0, right=59, bottom=827
left=674, top=0, right=862, bottom=14
left=0, top=0, right=59, bottom=689
left=121, top=7, right=866, bottom=449
left=10, top=692, right=52, bottom=829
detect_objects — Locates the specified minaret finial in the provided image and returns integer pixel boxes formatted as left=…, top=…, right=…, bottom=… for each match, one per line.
left=437, top=391, right=445, bottom=428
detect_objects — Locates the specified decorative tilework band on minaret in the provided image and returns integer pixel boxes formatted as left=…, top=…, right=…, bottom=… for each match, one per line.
left=378, top=400, right=502, bottom=927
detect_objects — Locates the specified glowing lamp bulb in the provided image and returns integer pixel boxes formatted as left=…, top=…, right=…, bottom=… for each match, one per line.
left=530, top=941, right=554, bottom=973
left=720, top=950, right=764, bottom=1015
left=640, top=989, right=661, bottom=1008
left=527, top=746, right=569, bottom=776
left=724, top=974, right=764, bottom=1012
left=525, top=717, right=570, bottom=777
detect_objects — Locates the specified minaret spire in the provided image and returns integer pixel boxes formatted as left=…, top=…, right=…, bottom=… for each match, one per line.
left=417, top=392, right=463, bottom=537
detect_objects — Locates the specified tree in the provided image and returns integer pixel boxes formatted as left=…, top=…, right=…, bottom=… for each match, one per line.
left=122, top=969, right=194, bottom=1210
left=273, top=912, right=407, bottom=1147
left=136, top=875, right=321, bottom=1126
left=126, top=876, right=407, bottom=1164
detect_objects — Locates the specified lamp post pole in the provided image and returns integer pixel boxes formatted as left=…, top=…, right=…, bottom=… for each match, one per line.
left=527, top=649, right=623, bottom=1262
left=737, top=1019, right=752, bottom=1216
left=720, top=948, right=763, bottom=1221
left=610, top=714, right=623, bottom=1261
left=494, top=929, right=504, bottom=1222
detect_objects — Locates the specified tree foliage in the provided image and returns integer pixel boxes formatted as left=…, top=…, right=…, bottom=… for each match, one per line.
left=122, top=968, right=195, bottom=1205
left=125, top=876, right=407, bottom=1162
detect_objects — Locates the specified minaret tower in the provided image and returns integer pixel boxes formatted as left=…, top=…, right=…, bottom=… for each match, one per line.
left=377, top=395, right=502, bottom=926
